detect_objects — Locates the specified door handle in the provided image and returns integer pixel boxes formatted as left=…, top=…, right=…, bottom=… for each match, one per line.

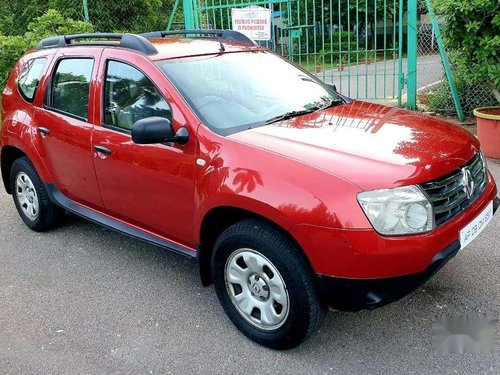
left=94, top=145, right=113, bottom=156
left=37, top=127, right=50, bottom=136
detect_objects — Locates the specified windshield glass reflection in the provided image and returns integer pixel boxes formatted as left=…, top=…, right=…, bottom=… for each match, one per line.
left=157, top=51, right=341, bottom=135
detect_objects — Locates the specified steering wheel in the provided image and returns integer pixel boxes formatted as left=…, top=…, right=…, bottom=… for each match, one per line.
left=196, top=95, right=226, bottom=111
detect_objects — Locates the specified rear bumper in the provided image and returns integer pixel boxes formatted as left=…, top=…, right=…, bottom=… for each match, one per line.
left=317, top=197, right=500, bottom=312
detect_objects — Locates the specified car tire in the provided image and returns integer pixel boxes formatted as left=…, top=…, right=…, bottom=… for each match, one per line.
left=212, top=218, right=325, bottom=349
left=10, top=157, right=65, bottom=232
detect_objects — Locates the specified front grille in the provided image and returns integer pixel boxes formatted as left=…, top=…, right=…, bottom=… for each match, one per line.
left=420, top=153, right=488, bottom=226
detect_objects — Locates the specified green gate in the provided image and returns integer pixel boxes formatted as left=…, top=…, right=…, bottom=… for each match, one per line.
left=183, top=0, right=415, bottom=106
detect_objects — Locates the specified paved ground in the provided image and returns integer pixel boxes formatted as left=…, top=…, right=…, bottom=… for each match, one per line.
left=315, top=54, right=443, bottom=102
left=1, top=158, right=499, bottom=374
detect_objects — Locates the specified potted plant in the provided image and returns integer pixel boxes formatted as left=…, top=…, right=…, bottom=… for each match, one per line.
left=474, top=107, right=500, bottom=158
left=433, top=0, right=500, bottom=157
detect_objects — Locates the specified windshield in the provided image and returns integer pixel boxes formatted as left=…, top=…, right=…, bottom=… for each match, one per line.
left=156, top=51, right=342, bottom=135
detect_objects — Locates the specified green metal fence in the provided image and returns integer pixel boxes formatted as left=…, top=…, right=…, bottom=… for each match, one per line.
left=3, top=0, right=479, bottom=116
left=185, top=0, right=412, bottom=105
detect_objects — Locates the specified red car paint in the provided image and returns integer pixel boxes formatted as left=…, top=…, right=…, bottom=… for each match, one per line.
left=1, top=37, right=497, bottom=287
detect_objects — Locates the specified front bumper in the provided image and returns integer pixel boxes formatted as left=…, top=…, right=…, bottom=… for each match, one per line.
left=317, top=197, right=500, bottom=312
left=291, top=179, right=498, bottom=279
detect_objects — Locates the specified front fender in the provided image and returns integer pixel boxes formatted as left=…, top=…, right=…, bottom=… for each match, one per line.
left=194, top=177, right=309, bottom=240
left=193, top=125, right=370, bottom=243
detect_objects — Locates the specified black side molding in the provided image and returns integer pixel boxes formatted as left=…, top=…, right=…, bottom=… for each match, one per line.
left=45, top=184, right=196, bottom=259
left=493, top=197, right=500, bottom=213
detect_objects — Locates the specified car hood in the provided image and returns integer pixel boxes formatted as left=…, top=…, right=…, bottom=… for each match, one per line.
left=228, top=101, right=479, bottom=190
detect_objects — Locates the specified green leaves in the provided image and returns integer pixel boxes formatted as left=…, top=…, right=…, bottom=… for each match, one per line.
left=26, top=9, right=93, bottom=39
left=464, top=21, right=481, bottom=34
left=0, top=10, right=93, bottom=89
left=428, top=52, right=498, bottom=116
left=432, top=0, right=500, bottom=103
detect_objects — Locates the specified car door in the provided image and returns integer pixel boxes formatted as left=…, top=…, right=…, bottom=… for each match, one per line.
left=91, top=50, right=197, bottom=246
left=33, top=48, right=103, bottom=208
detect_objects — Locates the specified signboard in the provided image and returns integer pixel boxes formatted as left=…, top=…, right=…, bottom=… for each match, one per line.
left=231, top=6, right=272, bottom=41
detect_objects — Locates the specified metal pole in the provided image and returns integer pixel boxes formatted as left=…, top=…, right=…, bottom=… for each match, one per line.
left=425, top=0, right=464, bottom=121
left=397, top=0, right=404, bottom=107
left=167, top=0, right=181, bottom=30
left=406, top=0, right=417, bottom=109
left=183, top=0, right=195, bottom=29
left=82, top=0, right=89, bottom=23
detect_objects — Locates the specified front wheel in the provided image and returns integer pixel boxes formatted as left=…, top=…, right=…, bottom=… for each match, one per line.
left=212, top=219, right=325, bottom=349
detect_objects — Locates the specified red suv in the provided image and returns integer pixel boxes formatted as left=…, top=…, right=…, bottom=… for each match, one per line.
left=1, top=30, right=498, bottom=349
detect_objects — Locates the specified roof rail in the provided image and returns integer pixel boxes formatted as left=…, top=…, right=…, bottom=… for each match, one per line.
left=141, top=29, right=257, bottom=46
left=36, top=33, right=158, bottom=55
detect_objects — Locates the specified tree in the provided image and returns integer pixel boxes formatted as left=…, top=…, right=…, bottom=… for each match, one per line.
left=75, top=0, right=171, bottom=33
left=0, top=1, right=181, bottom=36
left=0, top=10, right=93, bottom=88
left=0, top=1, right=183, bottom=90
left=0, top=0, right=49, bottom=36
left=432, top=0, right=500, bottom=103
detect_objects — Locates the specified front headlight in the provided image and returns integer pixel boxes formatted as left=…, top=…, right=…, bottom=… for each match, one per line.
left=357, top=185, right=434, bottom=235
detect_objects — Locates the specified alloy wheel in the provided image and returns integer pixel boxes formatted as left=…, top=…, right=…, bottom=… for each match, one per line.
left=224, top=248, right=290, bottom=331
left=15, top=172, right=39, bottom=221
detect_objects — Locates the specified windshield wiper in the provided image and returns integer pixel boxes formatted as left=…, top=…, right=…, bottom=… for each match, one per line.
left=264, top=108, right=315, bottom=125
left=314, top=98, right=344, bottom=111
left=263, top=98, right=344, bottom=126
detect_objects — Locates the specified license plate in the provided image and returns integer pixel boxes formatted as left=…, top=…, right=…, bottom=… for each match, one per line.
left=459, top=201, right=493, bottom=250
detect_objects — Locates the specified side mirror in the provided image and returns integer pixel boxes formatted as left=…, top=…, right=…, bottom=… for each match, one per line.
left=131, top=117, right=189, bottom=145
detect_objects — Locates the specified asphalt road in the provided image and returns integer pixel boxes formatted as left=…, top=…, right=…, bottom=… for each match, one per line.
left=1, top=159, right=499, bottom=374
left=315, top=54, right=443, bottom=102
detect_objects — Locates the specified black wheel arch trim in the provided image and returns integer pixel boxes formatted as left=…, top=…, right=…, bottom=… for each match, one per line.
left=45, top=183, right=197, bottom=259
left=1, top=145, right=28, bottom=194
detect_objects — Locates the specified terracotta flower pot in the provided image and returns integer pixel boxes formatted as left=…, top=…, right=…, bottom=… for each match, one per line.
left=474, top=107, right=500, bottom=158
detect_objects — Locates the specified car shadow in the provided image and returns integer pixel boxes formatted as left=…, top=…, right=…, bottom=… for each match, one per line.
left=5, top=199, right=497, bottom=368
left=52, top=213, right=473, bottom=356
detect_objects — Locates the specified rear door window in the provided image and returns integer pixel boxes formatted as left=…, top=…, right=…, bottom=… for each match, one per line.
left=49, top=58, right=94, bottom=120
left=18, top=58, right=47, bottom=102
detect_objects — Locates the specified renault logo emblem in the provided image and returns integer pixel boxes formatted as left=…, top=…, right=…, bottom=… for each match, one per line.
left=462, top=167, right=474, bottom=199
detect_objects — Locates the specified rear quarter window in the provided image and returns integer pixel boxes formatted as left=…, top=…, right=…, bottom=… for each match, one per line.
left=18, top=58, right=47, bottom=102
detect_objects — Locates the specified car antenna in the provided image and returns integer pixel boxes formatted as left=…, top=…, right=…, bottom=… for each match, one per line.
left=217, top=36, right=225, bottom=53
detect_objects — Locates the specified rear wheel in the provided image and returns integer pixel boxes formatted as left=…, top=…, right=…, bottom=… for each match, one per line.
left=212, top=219, right=325, bottom=349
left=10, top=157, right=65, bottom=232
